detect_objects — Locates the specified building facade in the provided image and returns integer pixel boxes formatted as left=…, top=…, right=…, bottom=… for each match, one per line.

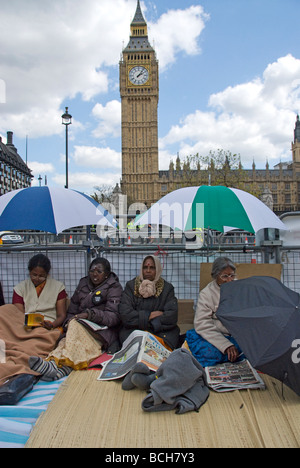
left=0, top=132, right=32, bottom=195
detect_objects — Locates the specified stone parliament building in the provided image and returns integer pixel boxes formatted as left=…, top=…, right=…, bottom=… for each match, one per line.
left=120, top=1, right=300, bottom=216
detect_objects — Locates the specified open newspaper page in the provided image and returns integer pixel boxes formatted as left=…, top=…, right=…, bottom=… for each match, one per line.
left=205, top=359, right=265, bottom=392
left=139, top=332, right=171, bottom=371
left=98, top=330, right=171, bottom=381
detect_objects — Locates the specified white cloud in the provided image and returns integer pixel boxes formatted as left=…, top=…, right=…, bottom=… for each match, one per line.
left=0, top=79, right=6, bottom=104
left=29, top=161, right=55, bottom=176
left=150, top=5, right=209, bottom=70
left=160, top=55, right=300, bottom=167
left=92, top=100, right=121, bottom=139
left=0, top=0, right=136, bottom=137
left=0, top=0, right=206, bottom=139
left=73, top=145, right=121, bottom=170
left=52, top=171, right=120, bottom=191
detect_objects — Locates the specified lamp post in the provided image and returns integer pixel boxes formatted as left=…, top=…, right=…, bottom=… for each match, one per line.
left=61, top=106, right=72, bottom=189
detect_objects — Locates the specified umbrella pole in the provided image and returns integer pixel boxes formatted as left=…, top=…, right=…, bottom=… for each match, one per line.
left=206, top=227, right=211, bottom=262
left=86, top=226, right=93, bottom=271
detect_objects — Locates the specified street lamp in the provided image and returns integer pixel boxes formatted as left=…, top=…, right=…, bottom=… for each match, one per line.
left=61, top=106, right=72, bottom=189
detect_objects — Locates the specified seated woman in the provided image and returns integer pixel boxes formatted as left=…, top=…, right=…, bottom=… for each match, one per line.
left=186, top=257, right=242, bottom=367
left=0, top=254, right=67, bottom=386
left=119, top=255, right=180, bottom=351
left=30, top=258, right=123, bottom=380
left=13, top=254, right=67, bottom=329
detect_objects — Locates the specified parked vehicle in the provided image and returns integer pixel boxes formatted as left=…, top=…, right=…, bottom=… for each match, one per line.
left=0, top=231, right=24, bottom=245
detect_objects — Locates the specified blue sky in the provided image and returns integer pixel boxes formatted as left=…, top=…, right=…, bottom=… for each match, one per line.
left=0, top=0, right=300, bottom=194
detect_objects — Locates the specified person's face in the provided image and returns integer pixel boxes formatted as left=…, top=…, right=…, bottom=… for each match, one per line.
left=217, top=266, right=236, bottom=286
left=30, top=267, right=48, bottom=287
left=143, top=257, right=156, bottom=281
left=89, top=264, right=107, bottom=286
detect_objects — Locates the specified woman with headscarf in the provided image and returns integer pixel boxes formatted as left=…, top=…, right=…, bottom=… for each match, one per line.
left=119, top=255, right=180, bottom=350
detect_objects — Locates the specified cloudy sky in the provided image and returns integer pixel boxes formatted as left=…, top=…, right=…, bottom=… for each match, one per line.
left=0, top=0, right=300, bottom=194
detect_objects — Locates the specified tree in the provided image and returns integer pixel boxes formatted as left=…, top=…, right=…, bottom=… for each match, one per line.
left=198, top=149, right=246, bottom=188
left=90, top=184, right=115, bottom=204
left=177, top=150, right=247, bottom=189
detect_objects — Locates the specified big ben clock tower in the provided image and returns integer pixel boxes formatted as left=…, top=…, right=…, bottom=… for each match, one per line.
left=120, top=0, right=159, bottom=206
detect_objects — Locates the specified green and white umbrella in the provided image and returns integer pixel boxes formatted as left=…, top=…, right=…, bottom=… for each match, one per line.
left=134, top=185, right=287, bottom=233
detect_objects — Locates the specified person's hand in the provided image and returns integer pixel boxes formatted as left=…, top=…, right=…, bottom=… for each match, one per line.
left=225, top=345, right=239, bottom=362
left=42, top=320, right=54, bottom=330
left=72, top=312, right=89, bottom=321
left=149, top=311, right=163, bottom=321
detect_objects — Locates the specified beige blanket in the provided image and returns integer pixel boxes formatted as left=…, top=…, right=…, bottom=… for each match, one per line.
left=0, top=305, right=61, bottom=385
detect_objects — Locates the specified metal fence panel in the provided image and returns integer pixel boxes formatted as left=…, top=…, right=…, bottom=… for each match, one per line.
left=1, top=245, right=300, bottom=304
left=0, top=249, right=87, bottom=303
left=101, top=248, right=264, bottom=301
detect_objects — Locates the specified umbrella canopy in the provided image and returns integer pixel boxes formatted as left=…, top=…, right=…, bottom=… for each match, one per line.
left=134, top=185, right=287, bottom=233
left=216, top=276, right=300, bottom=396
left=0, top=187, right=117, bottom=234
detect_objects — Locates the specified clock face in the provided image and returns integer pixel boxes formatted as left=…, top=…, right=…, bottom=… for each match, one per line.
left=129, top=66, right=149, bottom=85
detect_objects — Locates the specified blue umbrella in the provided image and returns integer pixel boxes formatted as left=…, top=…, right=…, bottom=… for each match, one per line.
left=0, top=187, right=117, bottom=234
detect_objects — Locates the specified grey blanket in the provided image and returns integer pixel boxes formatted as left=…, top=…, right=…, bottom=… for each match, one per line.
left=142, top=348, right=210, bottom=414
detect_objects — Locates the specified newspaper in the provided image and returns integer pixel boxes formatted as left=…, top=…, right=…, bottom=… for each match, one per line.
left=205, top=359, right=265, bottom=392
left=98, top=330, right=171, bottom=381
left=77, top=318, right=108, bottom=331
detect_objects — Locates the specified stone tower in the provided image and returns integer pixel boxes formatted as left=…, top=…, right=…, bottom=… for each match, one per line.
left=120, top=0, right=159, bottom=207
left=292, top=114, right=300, bottom=164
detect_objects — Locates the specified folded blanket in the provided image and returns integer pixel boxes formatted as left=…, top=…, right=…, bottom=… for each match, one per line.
left=0, top=377, right=67, bottom=448
left=142, top=348, right=210, bottom=414
left=0, top=305, right=61, bottom=385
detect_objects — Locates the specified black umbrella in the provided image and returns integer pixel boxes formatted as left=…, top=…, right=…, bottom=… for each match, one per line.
left=216, top=276, right=300, bottom=396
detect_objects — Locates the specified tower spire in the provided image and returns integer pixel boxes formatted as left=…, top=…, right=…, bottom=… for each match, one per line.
left=294, top=114, right=300, bottom=143
left=132, top=0, right=146, bottom=27
left=124, top=0, right=153, bottom=53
